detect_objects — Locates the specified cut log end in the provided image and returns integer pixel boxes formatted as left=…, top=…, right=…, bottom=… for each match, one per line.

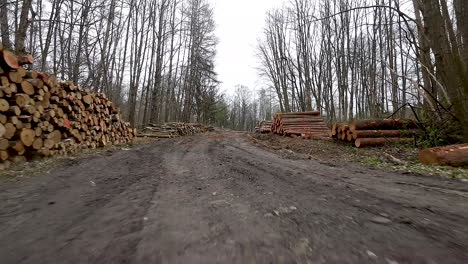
left=1, top=50, right=19, bottom=69
left=20, top=128, right=36, bottom=147
left=0, top=99, right=9, bottom=112
left=21, top=80, right=35, bottom=95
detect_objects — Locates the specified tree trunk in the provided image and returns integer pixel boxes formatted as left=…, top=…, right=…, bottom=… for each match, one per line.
left=15, top=0, right=33, bottom=54
left=0, top=0, right=12, bottom=49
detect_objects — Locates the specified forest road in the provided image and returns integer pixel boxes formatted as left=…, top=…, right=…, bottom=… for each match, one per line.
left=0, top=131, right=468, bottom=264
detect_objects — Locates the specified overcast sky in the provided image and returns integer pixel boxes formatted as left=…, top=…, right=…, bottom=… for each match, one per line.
left=209, top=0, right=286, bottom=95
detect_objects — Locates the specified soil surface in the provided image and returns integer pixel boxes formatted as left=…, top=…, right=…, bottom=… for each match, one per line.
left=1, top=131, right=468, bottom=263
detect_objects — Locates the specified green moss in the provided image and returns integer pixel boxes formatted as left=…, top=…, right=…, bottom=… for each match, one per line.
left=363, top=157, right=384, bottom=165
left=362, top=160, right=468, bottom=180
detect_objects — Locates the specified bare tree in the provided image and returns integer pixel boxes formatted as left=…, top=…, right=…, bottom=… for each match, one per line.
left=257, top=0, right=467, bottom=142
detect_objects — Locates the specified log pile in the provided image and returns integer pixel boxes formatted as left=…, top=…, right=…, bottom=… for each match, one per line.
left=0, top=46, right=136, bottom=169
left=271, top=111, right=330, bottom=139
left=139, top=122, right=212, bottom=138
left=419, top=144, right=468, bottom=167
left=258, top=120, right=272, bottom=133
left=330, top=119, right=420, bottom=148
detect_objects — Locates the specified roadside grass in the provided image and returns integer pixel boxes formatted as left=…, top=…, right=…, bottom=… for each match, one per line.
left=251, top=133, right=468, bottom=181
left=364, top=157, right=383, bottom=165
left=359, top=157, right=468, bottom=180
left=0, top=137, right=158, bottom=181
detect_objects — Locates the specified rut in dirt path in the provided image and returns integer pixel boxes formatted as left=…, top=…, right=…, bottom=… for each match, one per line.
left=0, top=131, right=467, bottom=264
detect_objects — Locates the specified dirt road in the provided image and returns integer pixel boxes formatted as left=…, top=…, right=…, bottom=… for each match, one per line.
left=1, top=131, right=467, bottom=263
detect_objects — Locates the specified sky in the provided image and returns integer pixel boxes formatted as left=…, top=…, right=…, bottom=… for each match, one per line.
left=209, top=0, right=286, bottom=95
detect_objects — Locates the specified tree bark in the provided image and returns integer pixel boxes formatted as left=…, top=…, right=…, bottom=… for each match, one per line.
left=15, top=0, right=33, bottom=54
left=0, top=0, right=12, bottom=49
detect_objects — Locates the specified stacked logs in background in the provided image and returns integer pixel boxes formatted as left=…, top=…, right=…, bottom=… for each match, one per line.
left=257, top=120, right=272, bottom=133
left=330, top=119, right=420, bottom=148
left=271, top=111, right=330, bottom=140
left=0, top=45, right=136, bottom=169
left=139, top=122, right=213, bottom=138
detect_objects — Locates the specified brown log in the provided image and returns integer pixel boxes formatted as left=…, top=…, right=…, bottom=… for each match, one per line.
left=331, top=123, right=340, bottom=136
left=32, top=111, right=40, bottom=123
left=281, top=122, right=326, bottom=127
left=20, top=128, right=36, bottom=146
left=16, top=66, right=26, bottom=77
left=32, top=137, right=43, bottom=150
left=47, top=130, right=62, bottom=144
left=8, top=83, right=18, bottom=93
left=11, top=140, right=26, bottom=155
left=349, top=119, right=418, bottom=132
left=0, top=138, right=8, bottom=150
left=280, top=124, right=326, bottom=128
left=337, top=124, right=346, bottom=133
left=0, top=150, right=9, bottom=161
left=9, top=106, right=21, bottom=116
left=0, top=76, right=9, bottom=86
left=276, top=111, right=321, bottom=116
left=25, top=71, right=39, bottom=79
left=0, top=123, right=5, bottom=137
left=15, top=94, right=31, bottom=108
left=0, top=99, right=9, bottom=112
left=355, top=137, right=413, bottom=148
left=0, top=50, right=19, bottom=69
left=419, top=144, right=468, bottom=167
left=7, top=71, right=22, bottom=83
left=0, top=50, right=136, bottom=163
left=302, top=133, right=333, bottom=141
left=43, top=139, right=55, bottom=149
left=10, top=115, right=22, bottom=126
left=25, top=78, right=44, bottom=89
left=340, top=132, right=347, bottom=141
left=352, top=129, right=422, bottom=139
left=283, top=127, right=329, bottom=131
left=0, top=114, right=7, bottom=124
left=284, top=130, right=330, bottom=135
left=21, top=80, right=35, bottom=95
left=23, top=105, right=36, bottom=115
left=3, top=123, right=16, bottom=139
left=34, top=126, right=42, bottom=137
left=0, top=85, right=16, bottom=96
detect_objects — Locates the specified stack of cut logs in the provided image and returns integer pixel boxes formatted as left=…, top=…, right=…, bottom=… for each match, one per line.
left=0, top=45, right=136, bottom=169
left=139, top=122, right=211, bottom=138
left=271, top=111, right=330, bottom=139
left=258, top=120, right=272, bottom=133
left=330, top=119, right=420, bottom=148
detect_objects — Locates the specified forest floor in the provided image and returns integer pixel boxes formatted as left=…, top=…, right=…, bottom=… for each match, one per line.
left=0, top=131, right=468, bottom=263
